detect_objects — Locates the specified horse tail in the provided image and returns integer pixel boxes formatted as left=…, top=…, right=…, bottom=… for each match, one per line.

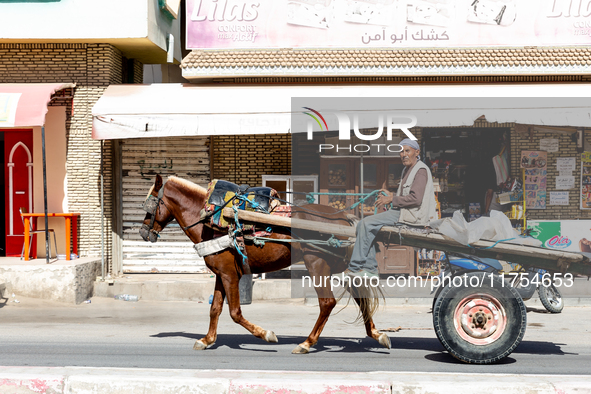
left=336, top=279, right=384, bottom=325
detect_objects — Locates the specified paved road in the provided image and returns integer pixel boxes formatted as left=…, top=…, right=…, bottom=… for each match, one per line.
left=1, top=296, right=590, bottom=374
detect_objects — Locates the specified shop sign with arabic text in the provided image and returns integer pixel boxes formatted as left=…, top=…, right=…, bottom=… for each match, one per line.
left=186, top=0, right=591, bottom=49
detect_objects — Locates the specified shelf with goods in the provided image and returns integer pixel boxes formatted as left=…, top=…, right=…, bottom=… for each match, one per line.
left=319, top=160, right=354, bottom=210
left=424, top=128, right=507, bottom=222
left=496, top=170, right=527, bottom=234
left=319, top=156, right=405, bottom=216
left=582, top=157, right=591, bottom=209
left=356, top=159, right=406, bottom=217
left=417, top=250, right=446, bottom=277
left=431, top=165, right=466, bottom=219
left=417, top=185, right=445, bottom=277
left=358, top=160, right=380, bottom=216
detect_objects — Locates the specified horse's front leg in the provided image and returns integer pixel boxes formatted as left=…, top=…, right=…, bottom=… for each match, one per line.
left=222, top=260, right=278, bottom=344
left=194, top=274, right=225, bottom=350
left=292, top=256, right=337, bottom=354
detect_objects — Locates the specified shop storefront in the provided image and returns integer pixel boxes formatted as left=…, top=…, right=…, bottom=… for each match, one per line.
left=170, top=0, right=591, bottom=276
left=93, top=84, right=591, bottom=275
left=118, top=136, right=209, bottom=273
left=92, top=83, right=291, bottom=273
left=0, top=83, right=74, bottom=259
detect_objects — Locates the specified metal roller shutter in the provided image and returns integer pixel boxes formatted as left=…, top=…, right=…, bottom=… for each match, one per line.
left=121, top=136, right=210, bottom=273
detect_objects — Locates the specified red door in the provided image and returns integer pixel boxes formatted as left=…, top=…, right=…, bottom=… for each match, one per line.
left=4, top=130, right=33, bottom=257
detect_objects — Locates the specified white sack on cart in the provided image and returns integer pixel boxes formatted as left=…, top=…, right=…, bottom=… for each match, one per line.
left=429, top=210, right=542, bottom=247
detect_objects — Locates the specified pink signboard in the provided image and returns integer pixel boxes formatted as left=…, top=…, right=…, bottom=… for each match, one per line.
left=186, top=0, right=591, bottom=49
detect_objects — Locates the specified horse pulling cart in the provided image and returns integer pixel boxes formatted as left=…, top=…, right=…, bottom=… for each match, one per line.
left=221, top=207, right=591, bottom=364
left=141, top=175, right=591, bottom=365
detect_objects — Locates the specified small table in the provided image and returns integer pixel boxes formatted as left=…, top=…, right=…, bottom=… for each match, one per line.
left=21, top=213, right=81, bottom=261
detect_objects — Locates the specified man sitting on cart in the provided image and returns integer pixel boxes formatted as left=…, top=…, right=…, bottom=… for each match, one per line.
left=339, top=138, right=438, bottom=278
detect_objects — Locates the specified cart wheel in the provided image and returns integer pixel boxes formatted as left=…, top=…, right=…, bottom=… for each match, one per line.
left=538, top=283, right=564, bottom=314
left=433, top=272, right=527, bottom=364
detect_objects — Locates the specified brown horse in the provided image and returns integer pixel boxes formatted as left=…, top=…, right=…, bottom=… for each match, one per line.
left=140, top=174, right=390, bottom=354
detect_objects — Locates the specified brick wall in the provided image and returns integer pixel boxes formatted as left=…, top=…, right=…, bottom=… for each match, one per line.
left=212, top=134, right=291, bottom=186
left=510, top=126, right=590, bottom=220
left=0, top=43, right=143, bottom=272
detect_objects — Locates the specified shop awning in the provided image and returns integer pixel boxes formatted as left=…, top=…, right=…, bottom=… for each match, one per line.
left=92, top=83, right=591, bottom=140
left=0, top=83, right=75, bottom=128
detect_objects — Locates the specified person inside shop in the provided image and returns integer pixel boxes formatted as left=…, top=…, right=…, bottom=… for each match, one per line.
left=484, top=187, right=505, bottom=216
left=338, top=138, right=437, bottom=279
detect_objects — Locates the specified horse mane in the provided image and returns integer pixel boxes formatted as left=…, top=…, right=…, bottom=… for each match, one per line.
left=146, top=185, right=155, bottom=200
left=167, top=176, right=207, bottom=198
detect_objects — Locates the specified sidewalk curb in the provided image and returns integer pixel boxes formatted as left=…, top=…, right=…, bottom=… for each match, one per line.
left=2, top=367, right=591, bottom=394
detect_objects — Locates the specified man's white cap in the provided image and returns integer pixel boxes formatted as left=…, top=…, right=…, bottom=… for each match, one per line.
left=400, top=138, right=420, bottom=150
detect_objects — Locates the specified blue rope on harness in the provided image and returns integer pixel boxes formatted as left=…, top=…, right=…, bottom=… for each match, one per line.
left=235, top=194, right=269, bottom=213
left=232, top=205, right=249, bottom=265
left=232, top=231, right=249, bottom=263
left=327, top=235, right=342, bottom=248
left=228, top=193, right=273, bottom=264
left=479, top=237, right=517, bottom=250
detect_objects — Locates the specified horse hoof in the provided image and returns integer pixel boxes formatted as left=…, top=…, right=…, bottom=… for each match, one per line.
left=193, top=340, right=210, bottom=350
left=291, top=345, right=309, bottom=354
left=264, top=330, right=278, bottom=343
left=378, top=333, right=391, bottom=349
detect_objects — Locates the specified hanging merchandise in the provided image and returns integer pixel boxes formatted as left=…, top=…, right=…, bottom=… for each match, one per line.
left=492, top=147, right=509, bottom=185
left=521, top=151, right=547, bottom=210
left=581, top=152, right=591, bottom=209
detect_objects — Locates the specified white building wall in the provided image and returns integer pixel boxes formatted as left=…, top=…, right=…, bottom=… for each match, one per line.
left=0, top=0, right=181, bottom=62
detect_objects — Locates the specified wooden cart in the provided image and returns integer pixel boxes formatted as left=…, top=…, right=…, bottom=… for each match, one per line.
left=224, top=208, right=591, bottom=364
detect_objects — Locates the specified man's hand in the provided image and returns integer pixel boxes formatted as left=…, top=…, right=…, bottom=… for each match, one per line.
left=375, top=189, right=393, bottom=210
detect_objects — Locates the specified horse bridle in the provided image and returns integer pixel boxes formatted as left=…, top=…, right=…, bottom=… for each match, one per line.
left=141, top=182, right=169, bottom=240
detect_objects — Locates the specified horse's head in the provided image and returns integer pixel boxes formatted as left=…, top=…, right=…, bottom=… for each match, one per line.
left=140, top=174, right=175, bottom=243
left=140, top=174, right=209, bottom=243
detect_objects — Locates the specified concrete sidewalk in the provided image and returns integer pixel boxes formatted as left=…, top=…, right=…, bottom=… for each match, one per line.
left=92, top=273, right=294, bottom=302
left=1, top=367, right=591, bottom=393
left=0, top=257, right=100, bottom=304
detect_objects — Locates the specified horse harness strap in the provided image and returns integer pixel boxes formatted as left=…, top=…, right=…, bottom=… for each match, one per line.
left=142, top=181, right=167, bottom=232
left=181, top=197, right=235, bottom=232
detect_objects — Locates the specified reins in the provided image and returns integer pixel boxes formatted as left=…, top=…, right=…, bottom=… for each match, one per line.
left=181, top=198, right=234, bottom=231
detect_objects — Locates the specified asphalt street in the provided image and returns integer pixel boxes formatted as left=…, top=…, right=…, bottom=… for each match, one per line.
left=1, top=295, right=590, bottom=374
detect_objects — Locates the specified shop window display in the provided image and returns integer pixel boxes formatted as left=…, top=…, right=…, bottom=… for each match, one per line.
left=424, top=128, right=508, bottom=220
left=421, top=128, right=508, bottom=273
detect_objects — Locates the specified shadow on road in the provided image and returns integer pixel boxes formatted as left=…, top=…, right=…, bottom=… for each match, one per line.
left=151, top=332, right=405, bottom=353
left=514, top=340, right=577, bottom=356
left=151, top=331, right=202, bottom=340
left=526, top=307, right=553, bottom=314
left=424, top=352, right=517, bottom=364
left=151, top=331, right=575, bottom=360
left=423, top=339, right=574, bottom=364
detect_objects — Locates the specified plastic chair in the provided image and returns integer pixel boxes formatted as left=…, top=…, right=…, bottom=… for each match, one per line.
left=19, top=207, right=58, bottom=260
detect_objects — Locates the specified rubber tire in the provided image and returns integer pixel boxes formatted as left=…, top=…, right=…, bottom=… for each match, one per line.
left=433, top=272, right=527, bottom=364
left=538, top=283, right=564, bottom=314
